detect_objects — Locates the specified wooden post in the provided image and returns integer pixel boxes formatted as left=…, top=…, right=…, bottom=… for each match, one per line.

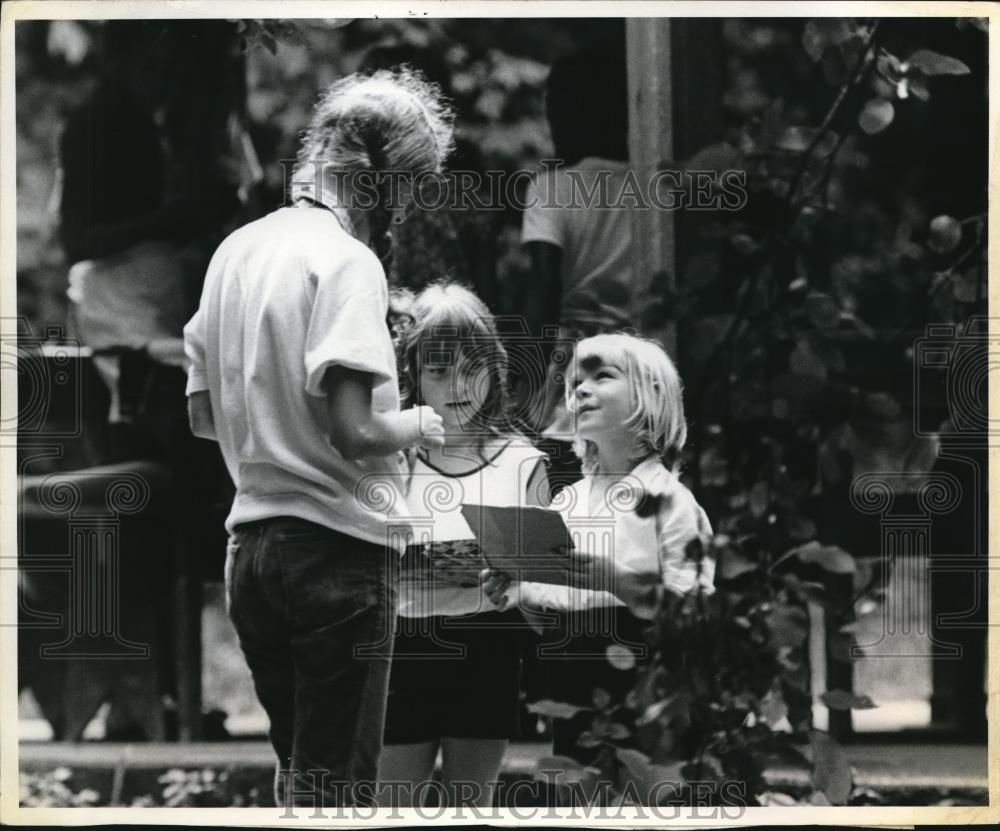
left=626, top=18, right=675, bottom=357
left=626, top=19, right=725, bottom=359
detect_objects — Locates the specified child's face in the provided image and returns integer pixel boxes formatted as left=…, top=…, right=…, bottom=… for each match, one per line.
left=570, top=354, right=633, bottom=443
left=419, top=349, right=490, bottom=435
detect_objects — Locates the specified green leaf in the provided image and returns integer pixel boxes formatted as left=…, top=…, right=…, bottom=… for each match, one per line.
left=635, top=697, right=675, bottom=726
left=731, top=233, right=759, bottom=256
left=766, top=605, right=810, bottom=648
left=858, top=98, right=895, bottom=135
left=758, top=791, right=803, bottom=806
left=908, top=75, right=931, bottom=101
left=608, top=722, right=632, bottom=740
left=790, top=341, right=827, bottom=380
left=527, top=699, right=590, bottom=719
left=820, top=690, right=878, bottom=710
left=928, top=215, right=963, bottom=253
left=775, top=127, right=838, bottom=157
left=809, top=730, right=853, bottom=805
left=864, top=392, right=901, bottom=420
left=592, top=687, right=611, bottom=710
left=905, top=49, right=971, bottom=76
left=806, top=292, right=841, bottom=328
left=760, top=686, right=789, bottom=726
left=535, top=756, right=593, bottom=786
left=801, top=19, right=858, bottom=63
left=685, top=141, right=743, bottom=173
left=719, top=549, right=759, bottom=580
left=615, top=748, right=686, bottom=798
left=782, top=541, right=857, bottom=574
left=577, top=730, right=602, bottom=748
left=952, top=269, right=981, bottom=303
left=749, top=481, right=770, bottom=517
left=787, top=515, right=818, bottom=541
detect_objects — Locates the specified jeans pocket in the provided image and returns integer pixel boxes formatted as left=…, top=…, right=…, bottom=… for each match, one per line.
left=224, top=538, right=240, bottom=617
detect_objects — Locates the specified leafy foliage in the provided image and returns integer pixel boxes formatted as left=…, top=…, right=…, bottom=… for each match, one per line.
left=537, top=16, right=985, bottom=807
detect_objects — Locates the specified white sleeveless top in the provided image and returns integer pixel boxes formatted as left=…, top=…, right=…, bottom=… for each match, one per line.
left=399, top=438, right=547, bottom=618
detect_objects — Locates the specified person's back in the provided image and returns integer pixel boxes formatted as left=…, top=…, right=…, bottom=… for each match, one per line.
left=192, top=206, right=409, bottom=542
left=523, top=158, right=634, bottom=333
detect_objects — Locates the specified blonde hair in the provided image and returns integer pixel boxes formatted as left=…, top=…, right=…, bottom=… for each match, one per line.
left=294, top=67, right=455, bottom=185
left=567, top=333, right=688, bottom=475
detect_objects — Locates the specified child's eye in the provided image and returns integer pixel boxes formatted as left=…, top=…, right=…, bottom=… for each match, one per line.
left=594, top=371, right=612, bottom=380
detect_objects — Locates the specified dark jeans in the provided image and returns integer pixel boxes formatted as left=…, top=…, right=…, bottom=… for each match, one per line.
left=226, top=517, right=398, bottom=808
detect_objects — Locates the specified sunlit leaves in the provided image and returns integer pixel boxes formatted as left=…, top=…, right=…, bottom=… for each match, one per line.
left=858, top=98, right=895, bottom=134
left=802, top=19, right=861, bottom=63
left=776, top=541, right=857, bottom=574
left=765, top=604, right=810, bottom=648
left=527, top=700, right=590, bottom=719
left=928, top=215, right=963, bottom=253
left=776, top=127, right=838, bottom=157
left=535, top=756, right=598, bottom=786
left=606, top=644, right=637, bottom=671
left=820, top=690, right=878, bottom=710
left=905, top=49, right=971, bottom=76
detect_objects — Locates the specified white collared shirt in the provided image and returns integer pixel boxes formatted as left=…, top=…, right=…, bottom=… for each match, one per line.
left=519, top=457, right=714, bottom=612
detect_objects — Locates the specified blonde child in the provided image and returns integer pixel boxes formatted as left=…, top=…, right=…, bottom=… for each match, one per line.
left=377, top=283, right=550, bottom=807
left=485, top=333, right=714, bottom=761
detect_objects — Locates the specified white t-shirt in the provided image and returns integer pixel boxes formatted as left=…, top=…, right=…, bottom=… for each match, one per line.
left=399, top=439, right=547, bottom=617
left=184, top=206, right=411, bottom=548
left=519, top=456, right=714, bottom=611
left=521, top=158, right=637, bottom=333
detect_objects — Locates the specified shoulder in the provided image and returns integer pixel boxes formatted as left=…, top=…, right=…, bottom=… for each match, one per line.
left=654, top=472, right=712, bottom=539
left=267, top=209, right=386, bottom=293
left=294, top=212, right=383, bottom=276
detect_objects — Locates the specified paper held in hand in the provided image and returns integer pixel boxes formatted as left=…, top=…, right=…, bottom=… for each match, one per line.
left=460, top=504, right=574, bottom=585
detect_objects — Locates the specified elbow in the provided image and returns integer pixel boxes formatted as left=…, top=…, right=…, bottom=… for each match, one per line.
left=330, top=424, right=373, bottom=461
left=189, top=415, right=216, bottom=441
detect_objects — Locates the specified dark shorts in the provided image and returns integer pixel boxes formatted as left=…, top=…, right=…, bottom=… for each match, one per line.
left=383, top=610, right=523, bottom=744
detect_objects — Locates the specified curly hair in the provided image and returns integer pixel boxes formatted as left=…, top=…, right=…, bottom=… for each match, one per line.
left=397, top=282, right=514, bottom=445
left=294, top=67, right=455, bottom=184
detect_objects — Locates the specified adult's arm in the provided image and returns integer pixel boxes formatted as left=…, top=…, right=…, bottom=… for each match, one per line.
left=187, top=391, right=217, bottom=441
left=322, top=365, right=428, bottom=460
left=523, top=241, right=563, bottom=339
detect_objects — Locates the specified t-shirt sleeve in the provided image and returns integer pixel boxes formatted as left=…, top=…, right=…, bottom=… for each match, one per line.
left=183, top=307, right=209, bottom=396
left=520, top=174, right=565, bottom=248
left=303, top=246, right=394, bottom=397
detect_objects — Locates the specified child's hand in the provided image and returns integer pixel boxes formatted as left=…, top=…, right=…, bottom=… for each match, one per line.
left=412, top=405, right=445, bottom=450
left=566, top=551, right=661, bottom=619
left=480, top=568, right=513, bottom=611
